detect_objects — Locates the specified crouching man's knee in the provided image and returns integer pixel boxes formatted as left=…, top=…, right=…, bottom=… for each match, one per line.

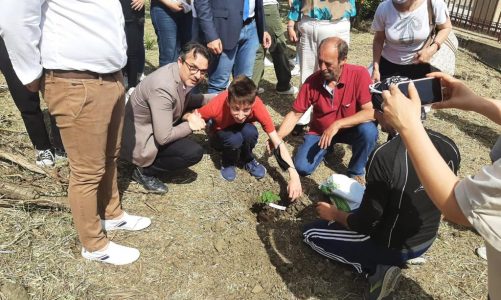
left=293, top=157, right=315, bottom=176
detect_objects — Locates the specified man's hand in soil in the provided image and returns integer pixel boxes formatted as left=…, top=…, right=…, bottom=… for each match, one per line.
left=287, top=171, right=302, bottom=201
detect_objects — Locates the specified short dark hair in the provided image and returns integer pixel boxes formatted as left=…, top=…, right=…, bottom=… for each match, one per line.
left=227, top=75, right=257, bottom=105
left=180, top=42, right=212, bottom=64
left=319, top=37, right=348, bottom=63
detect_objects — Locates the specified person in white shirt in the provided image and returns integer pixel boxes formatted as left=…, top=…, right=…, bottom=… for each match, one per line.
left=371, top=0, right=452, bottom=82
left=0, top=0, right=151, bottom=266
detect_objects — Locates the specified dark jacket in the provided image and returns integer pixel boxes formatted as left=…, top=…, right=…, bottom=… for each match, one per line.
left=121, top=62, right=209, bottom=167
left=347, top=130, right=461, bottom=250
left=194, top=0, right=265, bottom=50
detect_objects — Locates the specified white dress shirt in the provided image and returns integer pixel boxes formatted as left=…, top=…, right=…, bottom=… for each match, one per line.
left=263, top=0, right=278, bottom=5
left=248, top=0, right=256, bottom=19
left=0, top=0, right=127, bottom=85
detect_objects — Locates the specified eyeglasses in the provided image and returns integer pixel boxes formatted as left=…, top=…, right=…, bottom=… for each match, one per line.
left=183, top=60, right=208, bottom=77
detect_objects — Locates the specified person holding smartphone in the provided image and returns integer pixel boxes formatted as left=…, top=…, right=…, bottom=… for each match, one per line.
left=305, top=120, right=460, bottom=299
left=381, top=72, right=501, bottom=299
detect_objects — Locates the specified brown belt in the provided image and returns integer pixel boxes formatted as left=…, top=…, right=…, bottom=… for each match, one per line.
left=46, top=69, right=120, bottom=80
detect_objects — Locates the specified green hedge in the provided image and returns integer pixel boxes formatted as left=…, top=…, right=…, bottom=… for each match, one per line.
left=357, top=0, right=382, bottom=20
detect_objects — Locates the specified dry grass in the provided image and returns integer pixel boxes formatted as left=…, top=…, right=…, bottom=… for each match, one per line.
left=1, top=13, right=500, bottom=300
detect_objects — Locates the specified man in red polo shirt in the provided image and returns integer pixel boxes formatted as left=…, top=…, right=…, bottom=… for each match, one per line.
left=277, top=37, right=377, bottom=183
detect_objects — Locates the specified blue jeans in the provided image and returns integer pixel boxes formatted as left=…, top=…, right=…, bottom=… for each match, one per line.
left=213, top=123, right=258, bottom=167
left=150, top=2, right=192, bottom=67
left=294, top=122, right=378, bottom=176
left=303, top=220, right=432, bottom=274
left=208, top=20, right=260, bottom=94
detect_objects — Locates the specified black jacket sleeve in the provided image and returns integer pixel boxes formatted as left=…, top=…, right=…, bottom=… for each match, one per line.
left=347, top=141, right=394, bottom=235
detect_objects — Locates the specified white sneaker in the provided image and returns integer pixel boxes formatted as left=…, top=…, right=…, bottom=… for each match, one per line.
left=407, top=256, right=427, bottom=265
left=138, top=72, right=146, bottom=81
left=291, top=64, right=300, bottom=77
left=125, top=87, right=135, bottom=103
left=476, top=246, right=487, bottom=260
left=81, top=241, right=140, bottom=265
left=264, top=57, right=273, bottom=67
left=257, top=87, right=265, bottom=94
left=277, top=86, right=298, bottom=95
left=102, top=212, right=151, bottom=231
left=36, top=149, right=55, bottom=167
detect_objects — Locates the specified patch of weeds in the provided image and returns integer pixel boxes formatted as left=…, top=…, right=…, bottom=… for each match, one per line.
left=144, top=35, right=156, bottom=50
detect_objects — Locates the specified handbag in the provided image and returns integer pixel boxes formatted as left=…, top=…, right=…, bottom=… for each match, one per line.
left=425, top=0, right=458, bottom=75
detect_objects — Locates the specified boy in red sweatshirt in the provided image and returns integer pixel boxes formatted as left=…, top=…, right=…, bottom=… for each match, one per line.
left=193, top=75, right=302, bottom=200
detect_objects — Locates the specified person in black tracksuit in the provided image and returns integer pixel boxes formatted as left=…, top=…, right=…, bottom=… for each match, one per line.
left=303, top=129, right=460, bottom=281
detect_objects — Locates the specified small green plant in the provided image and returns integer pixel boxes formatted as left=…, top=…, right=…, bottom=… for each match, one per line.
left=259, top=191, right=281, bottom=204
left=144, top=35, right=156, bottom=51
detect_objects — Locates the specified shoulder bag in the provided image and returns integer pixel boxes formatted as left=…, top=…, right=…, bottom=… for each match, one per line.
left=425, top=0, right=458, bottom=75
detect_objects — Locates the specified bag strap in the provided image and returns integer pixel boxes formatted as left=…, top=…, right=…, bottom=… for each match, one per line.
left=428, top=0, right=458, bottom=53
left=427, top=0, right=436, bottom=40
left=442, top=35, right=458, bottom=53
left=419, top=0, right=436, bottom=51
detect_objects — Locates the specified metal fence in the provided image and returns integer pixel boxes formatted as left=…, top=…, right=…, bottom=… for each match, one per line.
left=446, top=0, right=501, bottom=41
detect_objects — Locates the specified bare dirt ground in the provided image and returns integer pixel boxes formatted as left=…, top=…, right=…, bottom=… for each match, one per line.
left=1, top=15, right=500, bottom=300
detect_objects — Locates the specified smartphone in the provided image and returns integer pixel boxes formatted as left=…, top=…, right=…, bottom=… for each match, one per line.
left=396, top=77, right=443, bottom=105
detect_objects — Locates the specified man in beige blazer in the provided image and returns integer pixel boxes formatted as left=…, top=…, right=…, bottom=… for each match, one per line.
left=121, top=42, right=211, bottom=193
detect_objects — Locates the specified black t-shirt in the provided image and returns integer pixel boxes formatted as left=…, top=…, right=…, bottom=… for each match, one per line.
left=347, top=130, right=461, bottom=250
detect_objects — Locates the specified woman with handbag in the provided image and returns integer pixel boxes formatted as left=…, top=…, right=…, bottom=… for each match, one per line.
left=371, top=0, right=453, bottom=82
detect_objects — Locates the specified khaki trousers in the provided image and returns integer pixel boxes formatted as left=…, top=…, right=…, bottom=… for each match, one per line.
left=43, top=72, right=125, bottom=251
left=486, top=242, right=501, bottom=299
left=251, top=4, right=291, bottom=91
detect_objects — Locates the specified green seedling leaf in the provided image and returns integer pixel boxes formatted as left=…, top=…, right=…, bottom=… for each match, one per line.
left=319, top=180, right=339, bottom=195
left=259, top=191, right=281, bottom=204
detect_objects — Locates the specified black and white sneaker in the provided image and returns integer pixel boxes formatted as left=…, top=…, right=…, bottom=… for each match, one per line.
left=54, top=148, right=67, bottom=163
left=81, top=241, right=140, bottom=265
left=366, top=265, right=401, bottom=300
left=36, top=149, right=55, bottom=167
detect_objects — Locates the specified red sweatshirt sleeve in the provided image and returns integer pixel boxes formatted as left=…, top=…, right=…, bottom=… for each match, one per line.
left=253, top=97, right=275, bottom=133
left=197, top=91, right=227, bottom=120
